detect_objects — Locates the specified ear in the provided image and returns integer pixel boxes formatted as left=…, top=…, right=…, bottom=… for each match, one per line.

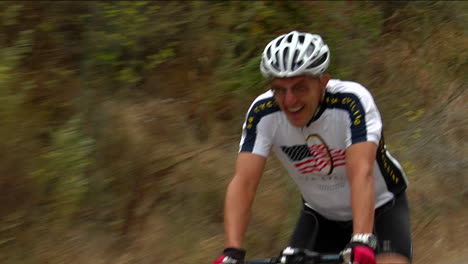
left=320, top=73, right=330, bottom=86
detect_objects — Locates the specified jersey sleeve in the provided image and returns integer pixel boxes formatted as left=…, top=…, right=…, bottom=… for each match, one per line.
left=239, top=94, right=280, bottom=157
left=343, top=84, right=382, bottom=148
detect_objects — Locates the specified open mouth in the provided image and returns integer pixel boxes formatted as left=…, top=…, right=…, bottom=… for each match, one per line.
left=287, top=106, right=304, bottom=113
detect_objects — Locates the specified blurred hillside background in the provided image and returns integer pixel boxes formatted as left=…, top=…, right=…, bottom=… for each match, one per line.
left=0, top=1, right=466, bottom=264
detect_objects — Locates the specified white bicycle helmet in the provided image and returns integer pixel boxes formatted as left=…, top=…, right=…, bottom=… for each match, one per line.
left=260, top=31, right=330, bottom=78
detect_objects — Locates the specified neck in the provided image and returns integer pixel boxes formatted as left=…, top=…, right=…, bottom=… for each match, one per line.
left=306, top=83, right=327, bottom=127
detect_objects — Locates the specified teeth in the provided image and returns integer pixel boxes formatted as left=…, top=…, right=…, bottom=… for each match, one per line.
left=288, top=106, right=303, bottom=113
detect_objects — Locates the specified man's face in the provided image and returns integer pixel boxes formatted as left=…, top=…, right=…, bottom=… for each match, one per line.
left=271, top=74, right=329, bottom=127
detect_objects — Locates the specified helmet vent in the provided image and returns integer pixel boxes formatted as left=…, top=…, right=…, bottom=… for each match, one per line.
left=292, top=50, right=300, bottom=70
left=306, top=44, right=314, bottom=57
left=275, top=37, right=283, bottom=47
left=287, top=33, right=293, bottom=42
left=283, top=47, right=289, bottom=68
left=266, top=46, right=271, bottom=59
left=298, top=35, right=305, bottom=44
left=273, top=52, right=280, bottom=70
left=306, top=53, right=328, bottom=69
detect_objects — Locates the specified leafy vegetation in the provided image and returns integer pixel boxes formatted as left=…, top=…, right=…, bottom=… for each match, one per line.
left=0, top=1, right=466, bottom=264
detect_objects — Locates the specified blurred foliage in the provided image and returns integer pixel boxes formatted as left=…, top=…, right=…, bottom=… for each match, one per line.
left=0, top=1, right=466, bottom=263
left=29, top=116, right=93, bottom=226
left=81, top=2, right=180, bottom=90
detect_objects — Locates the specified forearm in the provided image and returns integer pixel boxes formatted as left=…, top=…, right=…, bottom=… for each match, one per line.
left=350, top=172, right=375, bottom=234
left=224, top=176, right=258, bottom=248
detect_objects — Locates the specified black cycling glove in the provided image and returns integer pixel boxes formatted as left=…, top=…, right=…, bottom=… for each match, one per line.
left=213, top=247, right=246, bottom=264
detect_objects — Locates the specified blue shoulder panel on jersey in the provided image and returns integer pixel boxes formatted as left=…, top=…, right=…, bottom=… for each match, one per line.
left=240, top=97, right=280, bottom=152
left=376, top=133, right=407, bottom=194
left=321, top=92, right=368, bottom=144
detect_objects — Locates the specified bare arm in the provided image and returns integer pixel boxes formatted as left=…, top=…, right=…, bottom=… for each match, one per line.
left=345, top=141, right=377, bottom=234
left=224, top=152, right=266, bottom=248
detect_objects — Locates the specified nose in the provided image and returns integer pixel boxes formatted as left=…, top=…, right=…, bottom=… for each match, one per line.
left=283, top=89, right=298, bottom=106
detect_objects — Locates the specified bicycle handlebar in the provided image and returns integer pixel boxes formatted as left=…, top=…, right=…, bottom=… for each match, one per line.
left=243, top=253, right=342, bottom=264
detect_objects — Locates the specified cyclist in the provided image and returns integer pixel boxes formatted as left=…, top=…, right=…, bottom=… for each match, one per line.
left=213, top=31, right=413, bottom=264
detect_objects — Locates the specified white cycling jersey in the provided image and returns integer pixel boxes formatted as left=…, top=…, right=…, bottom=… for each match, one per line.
left=239, top=79, right=408, bottom=221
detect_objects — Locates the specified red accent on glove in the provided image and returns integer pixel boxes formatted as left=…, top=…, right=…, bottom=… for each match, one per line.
left=353, top=245, right=376, bottom=264
left=213, top=247, right=246, bottom=264
left=213, top=254, right=226, bottom=264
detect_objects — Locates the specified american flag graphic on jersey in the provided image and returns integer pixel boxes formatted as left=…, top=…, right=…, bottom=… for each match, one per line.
left=281, top=144, right=346, bottom=175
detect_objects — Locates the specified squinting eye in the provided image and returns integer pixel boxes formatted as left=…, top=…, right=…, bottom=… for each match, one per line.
left=293, top=86, right=307, bottom=93
left=272, top=87, right=285, bottom=95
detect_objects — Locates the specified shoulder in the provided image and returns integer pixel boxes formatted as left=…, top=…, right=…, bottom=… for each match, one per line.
left=240, top=91, right=282, bottom=155
left=324, top=79, right=376, bottom=106
left=241, top=90, right=282, bottom=136
left=326, top=79, right=373, bottom=97
left=245, top=90, right=281, bottom=120
left=248, top=90, right=276, bottom=108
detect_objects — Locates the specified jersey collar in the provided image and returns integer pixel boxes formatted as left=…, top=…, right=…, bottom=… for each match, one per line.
left=305, top=91, right=330, bottom=127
